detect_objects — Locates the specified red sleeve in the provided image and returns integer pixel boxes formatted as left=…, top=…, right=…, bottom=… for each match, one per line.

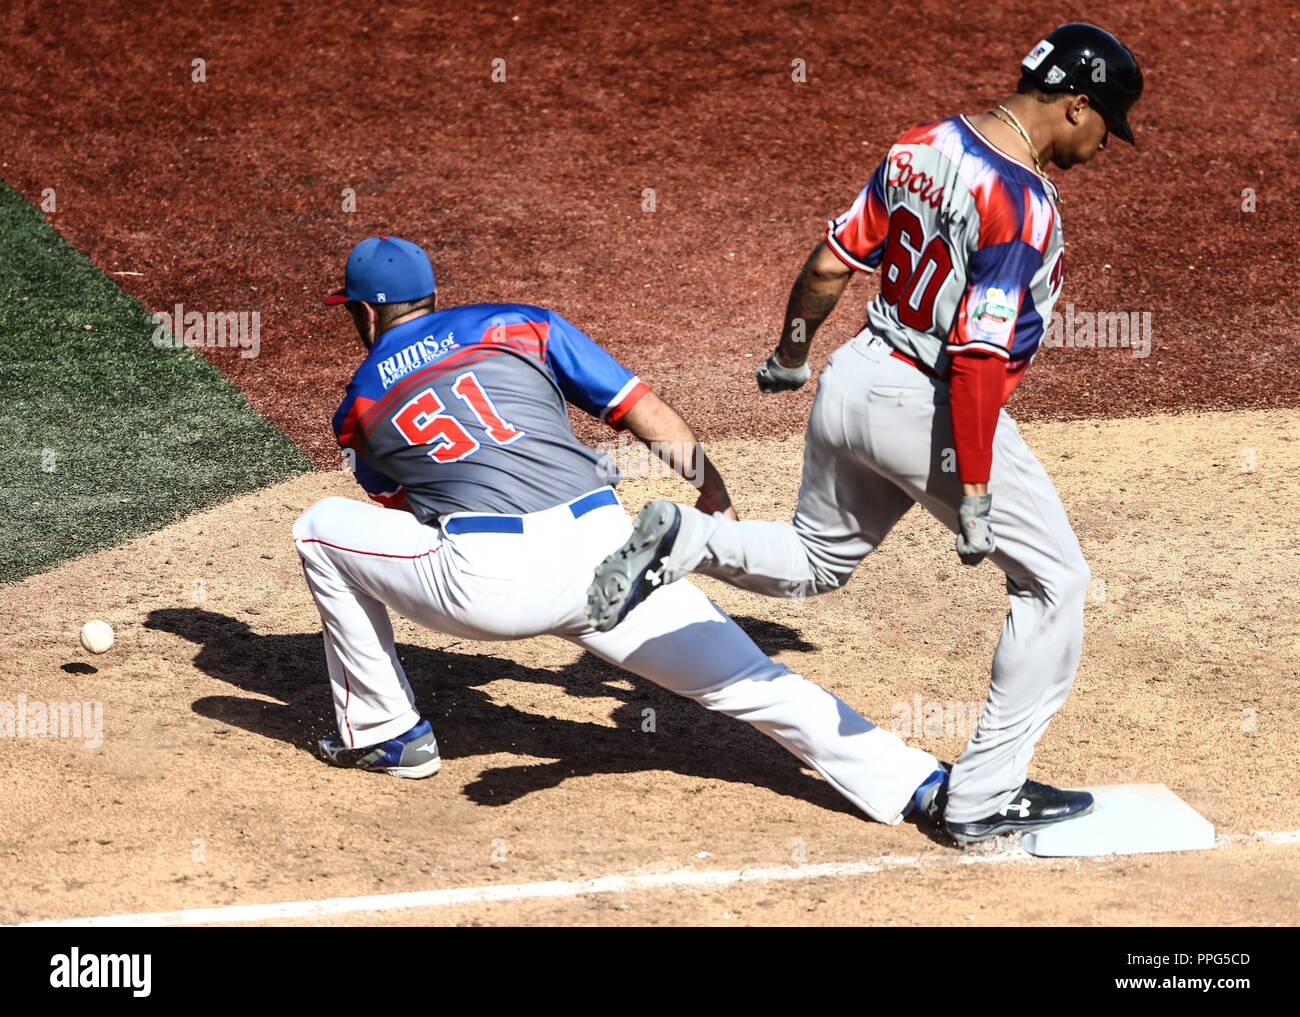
left=824, top=159, right=891, bottom=272
left=604, top=379, right=651, bottom=430
left=948, top=352, right=1005, bottom=485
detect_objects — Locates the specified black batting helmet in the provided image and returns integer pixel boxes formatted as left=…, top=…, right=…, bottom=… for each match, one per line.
left=1020, top=23, right=1144, bottom=144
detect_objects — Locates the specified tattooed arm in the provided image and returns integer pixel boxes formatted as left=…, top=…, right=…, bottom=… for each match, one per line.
left=756, top=241, right=854, bottom=394
left=773, top=241, right=854, bottom=367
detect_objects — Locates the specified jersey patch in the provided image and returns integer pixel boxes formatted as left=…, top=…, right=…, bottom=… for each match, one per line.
left=376, top=331, right=462, bottom=389
left=973, top=287, right=1017, bottom=329
left=1022, top=39, right=1054, bottom=70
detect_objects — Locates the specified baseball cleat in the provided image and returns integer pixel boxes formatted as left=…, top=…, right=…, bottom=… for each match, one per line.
left=586, top=499, right=681, bottom=633
left=944, top=779, right=1094, bottom=845
left=318, top=718, right=442, bottom=779
left=909, top=763, right=951, bottom=825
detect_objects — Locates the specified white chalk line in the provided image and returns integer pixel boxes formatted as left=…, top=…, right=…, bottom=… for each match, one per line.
left=15, top=828, right=1299, bottom=928
left=1241, top=829, right=1300, bottom=845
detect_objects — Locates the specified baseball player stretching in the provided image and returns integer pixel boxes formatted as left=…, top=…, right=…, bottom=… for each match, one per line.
left=589, top=24, right=1144, bottom=844
left=294, top=235, right=944, bottom=826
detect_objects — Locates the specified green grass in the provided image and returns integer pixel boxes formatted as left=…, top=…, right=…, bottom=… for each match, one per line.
left=0, top=182, right=310, bottom=585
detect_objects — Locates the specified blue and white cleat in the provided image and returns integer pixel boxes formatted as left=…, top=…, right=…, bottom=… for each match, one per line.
left=586, top=500, right=681, bottom=633
left=318, top=718, right=442, bottom=779
left=909, top=763, right=951, bottom=824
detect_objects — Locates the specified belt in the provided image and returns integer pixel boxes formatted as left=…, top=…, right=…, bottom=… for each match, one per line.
left=442, top=487, right=618, bottom=535
left=889, top=348, right=944, bottom=380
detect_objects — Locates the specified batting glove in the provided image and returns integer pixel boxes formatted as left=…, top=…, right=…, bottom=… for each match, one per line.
left=756, top=354, right=811, bottom=394
left=955, top=493, right=995, bottom=566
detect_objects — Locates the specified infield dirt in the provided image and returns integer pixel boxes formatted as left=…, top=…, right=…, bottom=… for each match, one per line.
left=1, top=408, right=1295, bottom=926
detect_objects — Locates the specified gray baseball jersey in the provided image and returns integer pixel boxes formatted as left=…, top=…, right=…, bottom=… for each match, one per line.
left=333, top=303, right=650, bottom=521
left=825, top=116, right=1065, bottom=380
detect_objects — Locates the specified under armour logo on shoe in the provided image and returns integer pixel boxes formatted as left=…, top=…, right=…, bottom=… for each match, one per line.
left=646, top=560, right=668, bottom=587
left=1000, top=798, right=1031, bottom=818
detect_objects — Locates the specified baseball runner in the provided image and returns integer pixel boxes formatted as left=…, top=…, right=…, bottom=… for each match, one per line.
left=588, top=24, right=1144, bottom=844
left=294, top=235, right=945, bottom=826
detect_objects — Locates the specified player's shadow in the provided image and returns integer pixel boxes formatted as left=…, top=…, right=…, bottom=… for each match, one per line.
left=143, top=607, right=855, bottom=817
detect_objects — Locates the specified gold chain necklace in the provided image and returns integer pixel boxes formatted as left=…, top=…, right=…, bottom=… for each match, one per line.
left=993, top=104, right=1054, bottom=192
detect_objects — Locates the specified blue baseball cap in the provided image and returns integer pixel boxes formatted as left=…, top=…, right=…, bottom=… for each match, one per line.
left=324, top=235, right=436, bottom=306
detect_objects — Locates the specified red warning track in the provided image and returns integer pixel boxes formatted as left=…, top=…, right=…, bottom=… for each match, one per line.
left=1, top=1, right=1296, bottom=465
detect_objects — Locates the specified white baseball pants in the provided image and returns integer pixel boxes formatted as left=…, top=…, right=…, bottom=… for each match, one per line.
left=292, top=487, right=939, bottom=824
left=659, top=332, right=1091, bottom=823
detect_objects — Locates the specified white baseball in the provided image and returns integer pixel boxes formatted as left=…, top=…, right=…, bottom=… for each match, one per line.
left=79, top=619, right=115, bottom=655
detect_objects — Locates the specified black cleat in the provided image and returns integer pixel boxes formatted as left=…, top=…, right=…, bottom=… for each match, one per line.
left=586, top=500, right=681, bottom=632
left=944, top=779, right=1094, bottom=845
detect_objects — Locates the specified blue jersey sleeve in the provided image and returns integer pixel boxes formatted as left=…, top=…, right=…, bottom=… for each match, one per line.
left=946, top=241, right=1045, bottom=359
left=947, top=175, right=1052, bottom=360
left=544, top=311, right=650, bottom=425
